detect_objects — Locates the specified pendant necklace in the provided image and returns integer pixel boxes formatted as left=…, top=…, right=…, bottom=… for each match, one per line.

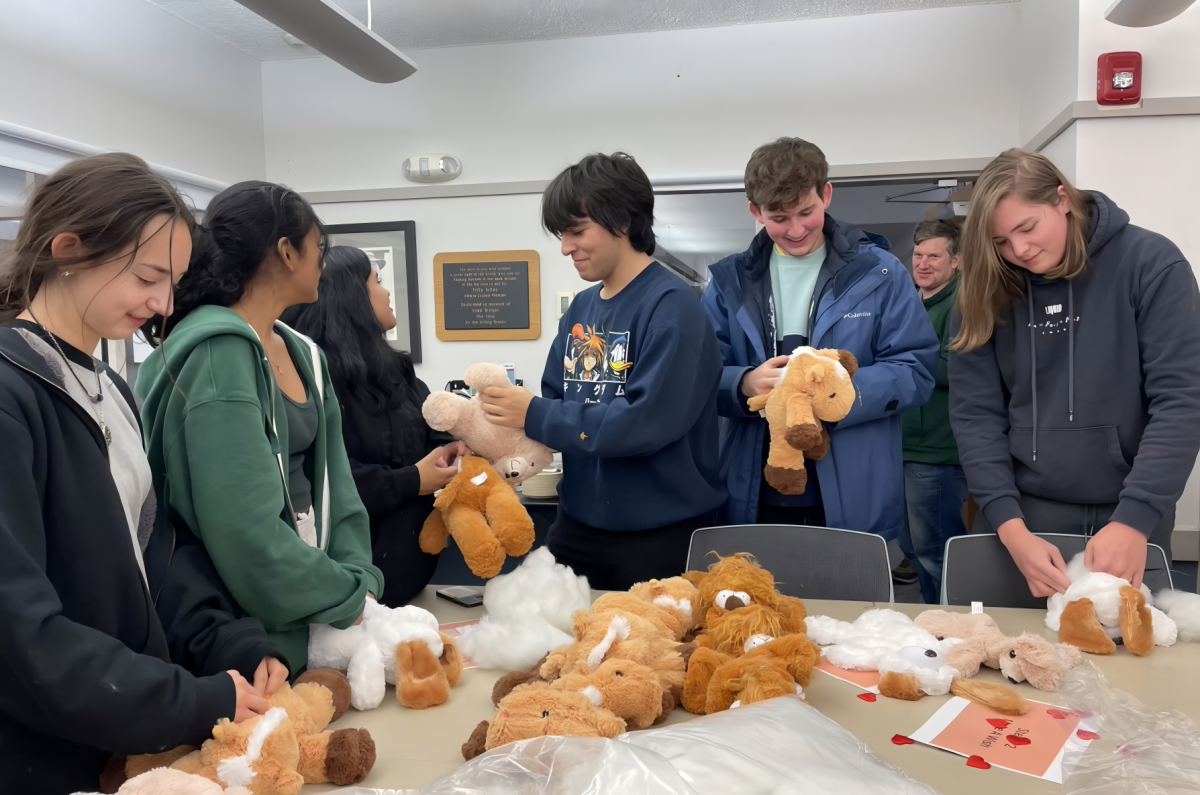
left=27, top=308, right=112, bottom=446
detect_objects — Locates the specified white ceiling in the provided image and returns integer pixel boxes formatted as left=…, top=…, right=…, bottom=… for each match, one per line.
left=144, top=0, right=1010, bottom=60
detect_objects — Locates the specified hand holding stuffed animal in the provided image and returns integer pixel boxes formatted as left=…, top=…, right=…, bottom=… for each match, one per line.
left=423, top=363, right=555, bottom=484
left=746, top=347, right=857, bottom=495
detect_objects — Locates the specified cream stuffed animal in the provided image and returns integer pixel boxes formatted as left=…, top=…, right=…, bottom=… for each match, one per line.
left=309, top=600, right=463, bottom=710
left=422, top=363, right=556, bottom=484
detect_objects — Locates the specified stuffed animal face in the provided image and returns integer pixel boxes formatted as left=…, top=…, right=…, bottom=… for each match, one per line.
left=695, top=554, right=807, bottom=654
left=996, top=634, right=1082, bottom=691
left=422, top=364, right=555, bottom=485
left=486, top=683, right=626, bottom=751
left=781, top=348, right=857, bottom=422
left=557, top=658, right=665, bottom=730
left=629, top=576, right=701, bottom=632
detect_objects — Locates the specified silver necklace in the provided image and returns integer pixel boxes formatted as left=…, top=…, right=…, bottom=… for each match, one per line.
left=27, top=308, right=112, bottom=446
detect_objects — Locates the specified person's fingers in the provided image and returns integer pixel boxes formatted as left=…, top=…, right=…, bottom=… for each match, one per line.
left=245, top=691, right=269, bottom=715
left=1083, top=541, right=1094, bottom=571
left=266, top=660, right=288, bottom=696
left=253, top=659, right=268, bottom=694
left=1130, top=567, right=1144, bottom=590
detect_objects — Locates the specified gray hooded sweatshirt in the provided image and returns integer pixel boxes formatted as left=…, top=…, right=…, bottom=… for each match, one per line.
left=949, top=191, right=1200, bottom=537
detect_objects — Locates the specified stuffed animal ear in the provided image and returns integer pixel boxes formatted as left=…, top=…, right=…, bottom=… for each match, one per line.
left=803, top=361, right=828, bottom=384
left=1009, top=634, right=1078, bottom=691
left=439, top=632, right=465, bottom=687
left=837, top=350, right=858, bottom=377
left=462, top=720, right=490, bottom=760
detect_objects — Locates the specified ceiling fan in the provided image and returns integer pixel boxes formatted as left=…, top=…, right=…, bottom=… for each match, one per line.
left=234, top=0, right=416, bottom=82
left=1104, top=0, right=1197, bottom=27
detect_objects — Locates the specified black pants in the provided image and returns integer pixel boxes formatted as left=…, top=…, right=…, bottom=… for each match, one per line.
left=547, top=507, right=718, bottom=590
left=371, top=498, right=439, bottom=607
left=756, top=503, right=827, bottom=528
left=971, top=492, right=1174, bottom=562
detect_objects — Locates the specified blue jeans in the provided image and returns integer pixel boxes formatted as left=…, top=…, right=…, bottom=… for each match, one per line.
left=899, top=462, right=969, bottom=604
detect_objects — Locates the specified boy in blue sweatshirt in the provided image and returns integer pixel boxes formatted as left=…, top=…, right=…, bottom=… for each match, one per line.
left=479, top=152, right=726, bottom=588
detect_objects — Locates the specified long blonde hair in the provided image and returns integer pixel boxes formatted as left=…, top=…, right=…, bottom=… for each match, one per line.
left=951, top=149, right=1092, bottom=352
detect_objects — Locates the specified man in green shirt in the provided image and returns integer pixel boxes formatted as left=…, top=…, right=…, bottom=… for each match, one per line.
left=899, top=219, right=967, bottom=603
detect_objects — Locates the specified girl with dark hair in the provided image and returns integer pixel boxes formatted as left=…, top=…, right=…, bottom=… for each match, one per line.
left=0, top=154, right=283, bottom=793
left=950, top=149, right=1200, bottom=597
left=137, top=183, right=383, bottom=673
left=281, top=246, right=463, bottom=605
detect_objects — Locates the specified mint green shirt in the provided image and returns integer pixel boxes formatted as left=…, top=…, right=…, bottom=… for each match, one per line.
left=769, top=242, right=825, bottom=345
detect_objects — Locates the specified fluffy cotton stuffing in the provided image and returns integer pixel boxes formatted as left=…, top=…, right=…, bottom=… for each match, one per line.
left=1154, top=589, right=1200, bottom=643
left=457, top=548, right=590, bottom=670
left=804, top=615, right=853, bottom=646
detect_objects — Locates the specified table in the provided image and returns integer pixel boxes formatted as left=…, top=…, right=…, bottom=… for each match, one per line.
left=311, top=588, right=1200, bottom=794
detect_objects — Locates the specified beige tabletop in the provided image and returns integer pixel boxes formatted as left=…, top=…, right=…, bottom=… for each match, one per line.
left=310, top=587, right=1200, bottom=794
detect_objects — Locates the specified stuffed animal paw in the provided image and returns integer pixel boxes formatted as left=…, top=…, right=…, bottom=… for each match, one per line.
left=419, top=456, right=534, bottom=578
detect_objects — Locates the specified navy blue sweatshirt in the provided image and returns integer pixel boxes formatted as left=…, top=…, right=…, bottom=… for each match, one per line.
left=525, top=262, right=727, bottom=531
left=949, top=192, right=1200, bottom=536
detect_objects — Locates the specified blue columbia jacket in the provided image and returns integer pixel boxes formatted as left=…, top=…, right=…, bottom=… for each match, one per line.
left=701, top=216, right=938, bottom=538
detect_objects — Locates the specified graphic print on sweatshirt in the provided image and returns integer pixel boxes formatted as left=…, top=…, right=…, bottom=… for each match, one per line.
left=562, top=323, right=633, bottom=401
left=1029, top=298, right=1080, bottom=336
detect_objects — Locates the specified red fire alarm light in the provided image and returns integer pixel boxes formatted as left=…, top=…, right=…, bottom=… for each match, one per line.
left=1097, top=52, right=1142, bottom=106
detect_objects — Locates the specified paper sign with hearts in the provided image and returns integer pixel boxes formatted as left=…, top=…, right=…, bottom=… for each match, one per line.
left=908, top=698, right=1081, bottom=783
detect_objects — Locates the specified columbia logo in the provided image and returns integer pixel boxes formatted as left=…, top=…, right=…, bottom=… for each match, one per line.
left=1045, top=304, right=1063, bottom=315
left=844, top=311, right=871, bottom=319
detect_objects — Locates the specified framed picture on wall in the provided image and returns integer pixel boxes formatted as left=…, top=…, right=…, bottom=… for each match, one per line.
left=325, top=221, right=422, bottom=363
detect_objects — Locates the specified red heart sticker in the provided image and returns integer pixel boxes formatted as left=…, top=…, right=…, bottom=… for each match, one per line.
left=891, top=734, right=915, bottom=745
left=987, top=718, right=1011, bottom=729
left=1077, top=730, right=1101, bottom=741
left=857, top=693, right=877, bottom=702
left=1006, top=735, right=1032, bottom=746
left=967, top=755, right=991, bottom=770
left=1046, top=709, right=1069, bottom=720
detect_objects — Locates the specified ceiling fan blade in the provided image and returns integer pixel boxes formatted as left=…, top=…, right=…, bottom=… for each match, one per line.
left=1104, top=0, right=1197, bottom=27
left=234, top=0, right=417, bottom=82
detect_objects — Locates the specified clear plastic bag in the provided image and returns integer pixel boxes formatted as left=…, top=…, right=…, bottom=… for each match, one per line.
left=325, top=696, right=940, bottom=795
left=1058, top=662, right=1200, bottom=795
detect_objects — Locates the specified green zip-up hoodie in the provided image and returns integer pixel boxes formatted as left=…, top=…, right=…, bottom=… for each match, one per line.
left=902, top=272, right=961, bottom=466
left=136, top=306, right=383, bottom=670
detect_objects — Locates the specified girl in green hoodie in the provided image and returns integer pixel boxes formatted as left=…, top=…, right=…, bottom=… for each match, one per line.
left=137, top=182, right=384, bottom=672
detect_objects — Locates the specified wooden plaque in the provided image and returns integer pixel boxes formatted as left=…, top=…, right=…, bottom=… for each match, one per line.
left=433, top=250, right=541, bottom=341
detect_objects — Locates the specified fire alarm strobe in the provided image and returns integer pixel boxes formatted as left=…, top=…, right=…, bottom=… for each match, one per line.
left=1097, top=52, right=1142, bottom=107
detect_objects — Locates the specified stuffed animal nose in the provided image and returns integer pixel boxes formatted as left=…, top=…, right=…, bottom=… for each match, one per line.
left=724, top=595, right=746, bottom=610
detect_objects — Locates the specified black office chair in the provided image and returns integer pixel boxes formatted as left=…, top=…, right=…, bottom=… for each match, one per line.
left=686, top=524, right=893, bottom=602
left=941, top=533, right=1174, bottom=608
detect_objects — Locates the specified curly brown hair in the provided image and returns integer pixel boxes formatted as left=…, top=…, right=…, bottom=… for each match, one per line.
left=744, top=137, right=829, bottom=212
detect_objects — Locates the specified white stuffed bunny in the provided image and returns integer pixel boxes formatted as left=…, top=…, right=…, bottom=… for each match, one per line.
left=309, top=600, right=462, bottom=710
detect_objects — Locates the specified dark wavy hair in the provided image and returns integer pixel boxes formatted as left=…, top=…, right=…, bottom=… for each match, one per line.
left=142, top=181, right=325, bottom=343
left=541, top=152, right=656, bottom=255
left=280, top=245, right=412, bottom=411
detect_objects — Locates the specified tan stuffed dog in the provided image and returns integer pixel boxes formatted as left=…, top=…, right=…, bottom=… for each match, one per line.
left=462, top=682, right=627, bottom=760
left=916, top=610, right=1083, bottom=691
left=419, top=456, right=534, bottom=579
left=746, top=347, right=857, bottom=495
left=127, top=676, right=375, bottom=795
left=539, top=609, right=686, bottom=698
left=422, top=363, right=555, bottom=485
left=684, top=632, right=820, bottom=715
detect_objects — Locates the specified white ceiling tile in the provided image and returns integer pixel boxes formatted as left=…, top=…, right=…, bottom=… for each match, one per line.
left=143, top=0, right=1013, bottom=61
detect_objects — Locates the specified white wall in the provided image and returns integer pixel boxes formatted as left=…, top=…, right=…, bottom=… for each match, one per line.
left=0, top=0, right=266, bottom=184
left=315, top=194, right=577, bottom=391
left=1073, top=115, right=1200, bottom=548
left=264, top=4, right=1020, bottom=191
left=1076, top=0, right=1200, bottom=100
left=1019, top=0, right=1080, bottom=145
left=1039, top=121, right=1078, bottom=184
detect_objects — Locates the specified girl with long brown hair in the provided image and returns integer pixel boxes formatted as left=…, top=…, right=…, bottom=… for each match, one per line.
left=0, top=153, right=285, bottom=793
left=949, top=148, right=1200, bottom=598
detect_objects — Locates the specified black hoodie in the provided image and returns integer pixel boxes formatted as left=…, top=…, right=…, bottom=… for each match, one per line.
left=949, top=191, right=1200, bottom=536
left=0, top=322, right=282, bottom=794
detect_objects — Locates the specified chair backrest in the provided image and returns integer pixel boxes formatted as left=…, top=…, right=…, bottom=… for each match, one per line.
left=686, top=524, right=893, bottom=602
left=941, top=533, right=1174, bottom=608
